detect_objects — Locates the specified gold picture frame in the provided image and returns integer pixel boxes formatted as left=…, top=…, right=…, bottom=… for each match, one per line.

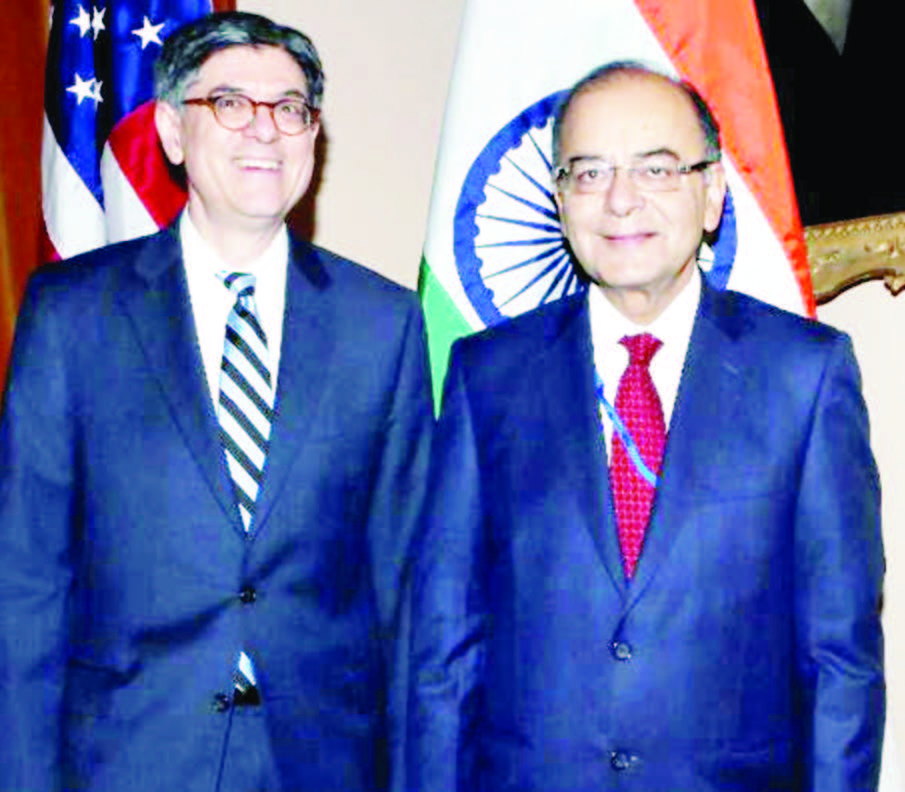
left=806, top=212, right=905, bottom=304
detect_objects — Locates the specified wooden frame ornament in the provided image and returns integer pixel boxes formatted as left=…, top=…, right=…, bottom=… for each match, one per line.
left=806, top=211, right=905, bottom=304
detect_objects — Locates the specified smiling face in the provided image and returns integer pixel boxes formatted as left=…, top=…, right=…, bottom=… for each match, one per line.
left=155, top=44, right=319, bottom=244
left=554, top=72, right=726, bottom=323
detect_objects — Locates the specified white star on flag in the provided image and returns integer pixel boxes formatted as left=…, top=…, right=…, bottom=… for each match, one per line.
left=91, top=6, right=106, bottom=40
left=132, top=15, right=165, bottom=49
left=66, top=72, right=98, bottom=106
left=69, top=4, right=91, bottom=37
left=43, top=0, right=212, bottom=262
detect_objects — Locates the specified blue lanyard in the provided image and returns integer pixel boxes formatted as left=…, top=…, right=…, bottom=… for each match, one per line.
left=594, top=370, right=659, bottom=487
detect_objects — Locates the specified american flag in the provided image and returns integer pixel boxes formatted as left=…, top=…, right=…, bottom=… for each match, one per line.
left=42, top=0, right=211, bottom=261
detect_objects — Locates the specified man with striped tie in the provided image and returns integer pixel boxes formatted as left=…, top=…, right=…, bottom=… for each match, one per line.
left=408, top=63, right=884, bottom=791
left=0, top=11, right=432, bottom=792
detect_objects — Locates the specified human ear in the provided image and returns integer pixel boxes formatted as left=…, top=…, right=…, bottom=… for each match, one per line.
left=154, top=100, right=186, bottom=166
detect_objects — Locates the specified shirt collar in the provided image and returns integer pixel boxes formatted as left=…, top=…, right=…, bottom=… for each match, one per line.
left=589, top=265, right=701, bottom=353
left=178, top=210, right=289, bottom=284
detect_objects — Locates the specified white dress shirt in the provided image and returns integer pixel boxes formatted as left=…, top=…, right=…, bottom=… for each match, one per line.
left=589, top=266, right=701, bottom=457
left=180, top=211, right=289, bottom=406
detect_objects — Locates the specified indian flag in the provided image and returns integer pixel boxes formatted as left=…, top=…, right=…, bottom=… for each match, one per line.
left=419, top=0, right=813, bottom=404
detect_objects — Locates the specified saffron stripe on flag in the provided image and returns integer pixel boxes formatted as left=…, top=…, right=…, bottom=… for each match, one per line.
left=634, top=0, right=814, bottom=315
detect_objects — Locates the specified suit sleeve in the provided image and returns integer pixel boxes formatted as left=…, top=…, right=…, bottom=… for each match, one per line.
left=0, top=274, right=76, bottom=791
left=794, top=333, right=885, bottom=791
left=361, top=298, right=435, bottom=792
left=407, top=343, right=487, bottom=792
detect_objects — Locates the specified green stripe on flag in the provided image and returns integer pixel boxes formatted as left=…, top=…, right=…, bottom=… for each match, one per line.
left=418, top=256, right=473, bottom=409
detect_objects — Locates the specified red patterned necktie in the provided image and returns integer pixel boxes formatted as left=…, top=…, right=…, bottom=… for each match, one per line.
left=610, top=333, right=666, bottom=579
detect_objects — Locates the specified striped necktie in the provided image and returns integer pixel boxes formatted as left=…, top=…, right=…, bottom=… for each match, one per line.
left=217, top=272, right=274, bottom=532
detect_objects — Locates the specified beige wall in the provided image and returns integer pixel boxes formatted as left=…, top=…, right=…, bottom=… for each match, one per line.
left=239, top=0, right=464, bottom=288
left=239, top=0, right=903, bottom=781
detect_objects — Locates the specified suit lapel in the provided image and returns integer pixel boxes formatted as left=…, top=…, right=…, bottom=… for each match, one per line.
left=540, top=293, right=628, bottom=599
left=251, top=238, right=335, bottom=535
left=626, top=279, right=748, bottom=604
left=119, top=228, right=240, bottom=531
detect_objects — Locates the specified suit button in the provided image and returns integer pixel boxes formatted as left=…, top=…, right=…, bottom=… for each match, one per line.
left=239, top=586, right=256, bottom=604
left=610, top=750, right=636, bottom=772
left=211, top=692, right=231, bottom=713
left=611, top=640, right=632, bottom=661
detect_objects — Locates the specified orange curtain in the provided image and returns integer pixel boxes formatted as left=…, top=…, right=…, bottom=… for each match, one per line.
left=0, top=0, right=48, bottom=379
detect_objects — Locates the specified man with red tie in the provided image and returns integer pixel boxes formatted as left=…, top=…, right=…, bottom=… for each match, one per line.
left=407, top=62, right=884, bottom=791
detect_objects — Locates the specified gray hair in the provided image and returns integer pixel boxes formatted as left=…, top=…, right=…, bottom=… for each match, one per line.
left=154, top=11, right=324, bottom=108
left=551, top=60, right=721, bottom=168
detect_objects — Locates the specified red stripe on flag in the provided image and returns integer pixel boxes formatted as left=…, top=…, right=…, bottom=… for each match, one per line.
left=106, top=101, right=188, bottom=229
left=40, top=218, right=61, bottom=264
left=634, top=0, right=815, bottom=316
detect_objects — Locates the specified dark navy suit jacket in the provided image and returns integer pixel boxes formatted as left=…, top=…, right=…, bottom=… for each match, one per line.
left=408, top=281, right=884, bottom=791
left=0, top=226, right=433, bottom=791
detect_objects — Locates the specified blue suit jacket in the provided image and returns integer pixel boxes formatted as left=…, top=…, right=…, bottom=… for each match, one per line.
left=408, top=281, right=884, bottom=791
left=0, top=226, right=433, bottom=791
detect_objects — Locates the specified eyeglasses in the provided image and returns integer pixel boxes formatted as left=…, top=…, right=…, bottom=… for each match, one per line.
left=182, top=93, right=320, bottom=136
left=554, top=156, right=716, bottom=194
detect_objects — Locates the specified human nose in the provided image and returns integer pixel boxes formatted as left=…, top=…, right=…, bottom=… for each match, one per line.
left=604, top=166, right=645, bottom=216
left=244, top=102, right=279, bottom=142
